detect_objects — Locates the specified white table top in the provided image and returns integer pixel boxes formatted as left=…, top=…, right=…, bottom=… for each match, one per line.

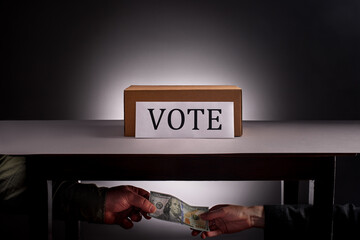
left=1, top=120, right=359, bottom=155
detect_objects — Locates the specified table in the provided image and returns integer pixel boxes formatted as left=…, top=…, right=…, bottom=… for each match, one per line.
left=1, top=120, right=359, bottom=240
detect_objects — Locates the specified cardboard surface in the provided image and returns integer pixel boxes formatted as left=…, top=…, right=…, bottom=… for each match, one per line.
left=124, top=85, right=242, bottom=137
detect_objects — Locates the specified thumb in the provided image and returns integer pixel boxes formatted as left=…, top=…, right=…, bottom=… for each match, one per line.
left=128, top=192, right=156, bottom=213
left=201, top=208, right=226, bottom=220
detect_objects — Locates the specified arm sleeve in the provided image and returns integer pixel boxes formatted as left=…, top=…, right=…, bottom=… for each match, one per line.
left=0, top=155, right=27, bottom=201
left=264, top=204, right=360, bottom=240
left=264, top=205, right=314, bottom=240
left=52, top=180, right=108, bottom=223
left=332, top=204, right=360, bottom=239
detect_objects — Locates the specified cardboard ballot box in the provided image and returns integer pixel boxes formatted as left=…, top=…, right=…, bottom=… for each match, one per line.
left=124, top=85, right=242, bottom=137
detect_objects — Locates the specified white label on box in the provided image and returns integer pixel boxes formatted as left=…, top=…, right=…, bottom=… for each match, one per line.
left=135, top=102, right=234, bottom=138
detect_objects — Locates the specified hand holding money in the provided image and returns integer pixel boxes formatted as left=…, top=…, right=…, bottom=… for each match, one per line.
left=149, top=191, right=209, bottom=231
left=104, top=185, right=156, bottom=228
left=191, top=205, right=265, bottom=239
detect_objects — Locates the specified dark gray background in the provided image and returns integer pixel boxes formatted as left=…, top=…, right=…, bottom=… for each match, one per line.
left=1, top=0, right=360, bottom=240
left=2, top=0, right=360, bottom=120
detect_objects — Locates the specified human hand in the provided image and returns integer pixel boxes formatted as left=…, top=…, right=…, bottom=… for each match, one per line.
left=104, top=185, right=156, bottom=229
left=191, top=205, right=264, bottom=239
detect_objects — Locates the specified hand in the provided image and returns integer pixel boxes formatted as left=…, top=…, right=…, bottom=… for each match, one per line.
left=191, top=205, right=264, bottom=239
left=104, top=185, right=156, bottom=229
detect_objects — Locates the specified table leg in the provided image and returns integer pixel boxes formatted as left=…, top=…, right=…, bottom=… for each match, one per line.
left=312, top=156, right=336, bottom=240
left=283, top=180, right=300, bottom=204
left=27, top=160, right=49, bottom=240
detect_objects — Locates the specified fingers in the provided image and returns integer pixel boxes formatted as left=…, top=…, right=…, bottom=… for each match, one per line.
left=192, top=231, right=200, bottom=236
left=191, top=218, right=225, bottom=239
left=119, top=217, right=134, bottom=229
left=200, top=229, right=223, bottom=239
left=129, top=208, right=142, bottom=222
left=106, top=211, right=135, bottom=229
left=107, top=209, right=143, bottom=229
left=191, top=230, right=221, bottom=239
left=105, top=185, right=155, bottom=228
left=127, top=190, right=156, bottom=214
left=200, top=208, right=226, bottom=221
left=192, top=229, right=223, bottom=239
left=191, top=220, right=222, bottom=239
left=130, top=186, right=150, bottom=199
left=126, top=186, right=155, bottom=218
left=191, top=229, right=201, bottom=236
left=142, top=210, right=152, bottom=220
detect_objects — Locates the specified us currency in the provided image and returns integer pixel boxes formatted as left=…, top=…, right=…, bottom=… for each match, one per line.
left=149, top=191, right=209, bottom=231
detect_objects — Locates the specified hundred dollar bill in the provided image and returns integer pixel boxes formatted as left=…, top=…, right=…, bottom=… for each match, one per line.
left=149, top=191, right=209, bottom=231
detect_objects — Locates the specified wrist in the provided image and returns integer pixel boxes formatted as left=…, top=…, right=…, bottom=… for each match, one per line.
left=249, top=206, right=265, bottom=228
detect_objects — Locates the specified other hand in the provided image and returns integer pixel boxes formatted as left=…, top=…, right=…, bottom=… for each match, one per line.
left=191, top=204, right=264, bottom=239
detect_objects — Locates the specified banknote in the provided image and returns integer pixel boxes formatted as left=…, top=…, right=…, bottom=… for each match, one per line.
left=149, top=191, right=209, bottom=231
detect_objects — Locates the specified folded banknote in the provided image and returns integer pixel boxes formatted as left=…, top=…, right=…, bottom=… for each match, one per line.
left=149, top=191, right=209, bottom=231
